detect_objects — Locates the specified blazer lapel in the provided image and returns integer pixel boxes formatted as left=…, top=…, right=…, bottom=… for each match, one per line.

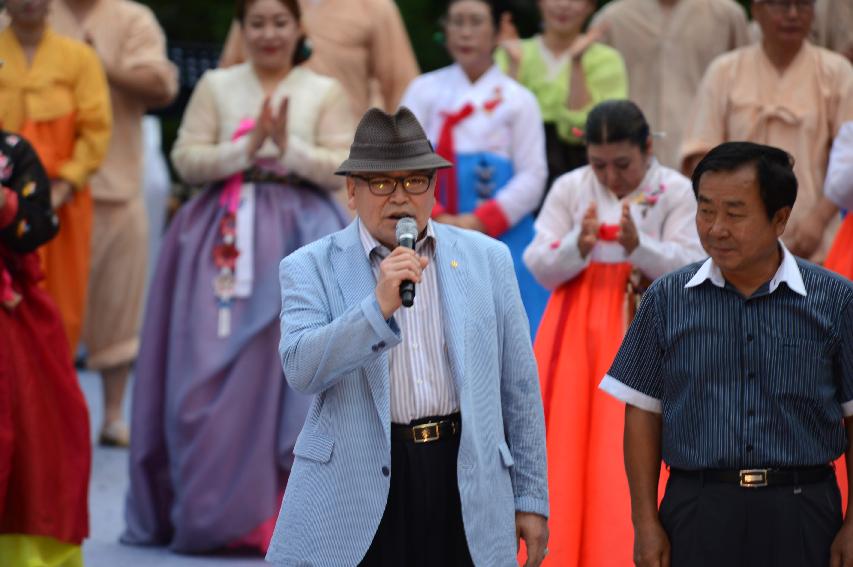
left=330, top=221, right=391, bottom=440
left=434, top=224, right=468, bottom=393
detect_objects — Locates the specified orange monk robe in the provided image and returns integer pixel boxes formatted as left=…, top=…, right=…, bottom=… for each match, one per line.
left=680, top=42, right=853, bottom=262
left=0, top=27, right=112, bottom=350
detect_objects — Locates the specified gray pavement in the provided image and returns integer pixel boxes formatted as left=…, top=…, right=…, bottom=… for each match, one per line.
left=78, top=370, right=267, bottom=567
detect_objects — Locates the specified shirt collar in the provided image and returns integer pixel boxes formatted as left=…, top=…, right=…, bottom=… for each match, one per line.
left=685, top=241, right=807, bottom=297
left=357, top=218, right=436, bottom=261
left=451, top=62, right=502, bottom=88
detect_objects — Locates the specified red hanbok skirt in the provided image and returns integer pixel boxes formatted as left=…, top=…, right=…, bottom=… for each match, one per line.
left=0, top=252, right=90, bottom=545
left=525, top=262, right=667, bottom=566
left=825, top=214, right=853, bottom=513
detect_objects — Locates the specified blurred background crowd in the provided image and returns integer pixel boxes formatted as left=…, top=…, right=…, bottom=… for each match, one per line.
left=0, top=0, right=851, bottom=565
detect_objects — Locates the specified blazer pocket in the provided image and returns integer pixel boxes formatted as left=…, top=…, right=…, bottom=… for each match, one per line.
left=293, top=431, right=335, bottom=463
left=498, top=441, right=515, bottom=468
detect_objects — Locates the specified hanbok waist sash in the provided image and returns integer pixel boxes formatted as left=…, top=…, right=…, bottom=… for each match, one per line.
left=242, top=166, right=320, bottom=191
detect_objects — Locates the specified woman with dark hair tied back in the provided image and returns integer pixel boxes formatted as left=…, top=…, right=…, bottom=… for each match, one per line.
left=523, top=100, right=705, bottom=566
left=122, top=0, right=354, bottom=555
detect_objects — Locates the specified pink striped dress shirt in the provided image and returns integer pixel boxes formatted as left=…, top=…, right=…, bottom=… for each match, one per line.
left=358, top=219, right=459, bottom=424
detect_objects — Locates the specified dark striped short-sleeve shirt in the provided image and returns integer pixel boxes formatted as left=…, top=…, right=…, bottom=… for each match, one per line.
left=600, top=245, right=853, bottom=469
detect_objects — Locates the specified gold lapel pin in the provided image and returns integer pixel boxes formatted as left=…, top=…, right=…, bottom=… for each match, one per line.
left=450, top=260, right=459, bottom=269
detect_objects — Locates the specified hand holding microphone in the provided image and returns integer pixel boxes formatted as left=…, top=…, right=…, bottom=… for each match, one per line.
left=375, top=218, right=428, bottom=319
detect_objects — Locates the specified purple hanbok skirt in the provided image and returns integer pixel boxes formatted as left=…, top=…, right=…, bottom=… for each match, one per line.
left=121, top=181, right=347, bottom=553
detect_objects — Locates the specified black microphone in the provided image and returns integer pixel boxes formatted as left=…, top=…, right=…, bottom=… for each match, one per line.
left=396, top=217, right=418, bottom=308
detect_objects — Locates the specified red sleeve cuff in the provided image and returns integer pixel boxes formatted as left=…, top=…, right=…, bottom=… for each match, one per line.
left=0, top=189, right=19, bottom=229
left=431, top=201, right=447, bottom=218
left=473, top=199, right=510, bottom=238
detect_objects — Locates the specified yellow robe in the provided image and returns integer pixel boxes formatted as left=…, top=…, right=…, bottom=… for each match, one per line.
left=0, top=26, right=111, bottom=350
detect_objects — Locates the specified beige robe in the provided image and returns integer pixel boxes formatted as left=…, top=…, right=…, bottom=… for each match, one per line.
left=681, top=42, right=853, bottom=260
left=812, top=0, right=853, bottom=57
left=50, top=0, right=178, bottom=203
left=50, top=0, right=178, bottom=369
left=219, top=0, right=419, bottom=116
left=593, top=0, right=749, bottom=168
left=749, top=0, right=853, bottom=58
left=171, top=64, right=353, bottom=193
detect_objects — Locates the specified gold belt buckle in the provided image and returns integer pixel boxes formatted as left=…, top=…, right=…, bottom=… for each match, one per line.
left=412, top=422, right=440, bottom=444
left=739, top=469, right=769, bottom=488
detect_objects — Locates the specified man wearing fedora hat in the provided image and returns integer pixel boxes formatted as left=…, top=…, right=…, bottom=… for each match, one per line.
left=265, top=106, right=549, bottom=566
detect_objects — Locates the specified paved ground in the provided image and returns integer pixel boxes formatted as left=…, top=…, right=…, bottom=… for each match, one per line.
left=78, top=370, right=267, bottom=567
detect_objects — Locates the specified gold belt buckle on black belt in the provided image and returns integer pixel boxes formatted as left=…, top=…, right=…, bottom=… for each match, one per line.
left=412, top=422, right=440, bottom=443
left=739, top=469, right=769, bottom=488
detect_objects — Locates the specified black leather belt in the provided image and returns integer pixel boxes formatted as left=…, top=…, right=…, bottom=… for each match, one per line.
left=670, top=465, right=833, bottom=488
left=391, top=414, right=461, bottom=444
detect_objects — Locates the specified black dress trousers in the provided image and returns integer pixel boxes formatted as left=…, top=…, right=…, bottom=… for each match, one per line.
left=659, top=471, right=843, bottom=567
left=359, top=418, right=474, bottom=567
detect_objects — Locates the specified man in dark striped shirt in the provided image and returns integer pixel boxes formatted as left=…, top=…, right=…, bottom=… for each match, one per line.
left=600, top=142, right=853, bottom=567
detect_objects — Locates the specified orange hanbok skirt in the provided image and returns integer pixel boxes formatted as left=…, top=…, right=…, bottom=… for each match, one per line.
left=20, top=115, right=92, bottom=351
left=525, top=262, right=666, bottom=566
left=826, top=214, right=853, bottom=514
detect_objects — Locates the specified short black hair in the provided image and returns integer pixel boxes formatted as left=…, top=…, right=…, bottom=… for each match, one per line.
left=585, top=100, right=650, bottom=150
left=691, top=141, right=797, bottom=220
left=446, top=0, right=506, bottom=30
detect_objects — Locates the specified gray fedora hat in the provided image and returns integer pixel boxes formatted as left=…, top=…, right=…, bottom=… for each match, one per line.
left=335, top=106, right=452, bottom=175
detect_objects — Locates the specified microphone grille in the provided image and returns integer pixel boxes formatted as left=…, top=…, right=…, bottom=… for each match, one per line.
left=396, top=217, right=418, bottom=242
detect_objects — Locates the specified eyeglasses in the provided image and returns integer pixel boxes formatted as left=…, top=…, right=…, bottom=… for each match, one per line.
left=443, top=14, right=491, bottom=32
left=755, top=0, right=815, bottom=12
left=352, top=173, right=434, bottom=196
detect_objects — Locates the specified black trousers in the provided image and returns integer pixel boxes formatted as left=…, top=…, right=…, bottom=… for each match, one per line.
left=660, top=471, right=843, bottom=567
left=359, top=418, right=474, bottom=567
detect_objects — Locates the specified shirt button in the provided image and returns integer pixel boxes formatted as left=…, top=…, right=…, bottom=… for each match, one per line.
left=412, top=342, right=419, bottom=350
left=748, top=372, right=756, bottom=379
left=747, top=334, right=754, bottom=342
left=381, top=466, right=390, bottom=477
left=746, top=444, right=754, bottom=452
left=748, top=409, right=755, bottom=417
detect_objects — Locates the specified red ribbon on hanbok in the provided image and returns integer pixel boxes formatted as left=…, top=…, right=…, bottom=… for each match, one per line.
left=219, top=118, right=257, bottom=215
left=435, top=103, right=475, bottom=215
left=598, top=223, right=621, bottom=241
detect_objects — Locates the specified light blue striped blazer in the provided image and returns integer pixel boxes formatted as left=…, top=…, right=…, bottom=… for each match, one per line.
left=266, top=220, right=548, bottom=566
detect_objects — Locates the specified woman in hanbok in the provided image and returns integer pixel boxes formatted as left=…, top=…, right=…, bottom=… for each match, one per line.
left=0, top=132, right=91, bottom=567
left=122, top=0, right=354, bottom=554
left=496, top=0, right=628, bottom=190
left=824, top=122, right=853, bottom=511
left=825, top=121, right=853, bottom=281
left=401, top=0, right=549, bottom=334
left=523, top=100, right=706, bottom=566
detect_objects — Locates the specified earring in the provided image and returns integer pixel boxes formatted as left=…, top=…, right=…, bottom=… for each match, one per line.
left=299, top=37, right=313, bottom=61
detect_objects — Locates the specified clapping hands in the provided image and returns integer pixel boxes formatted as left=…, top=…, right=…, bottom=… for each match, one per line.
left=578, top=201, right=639, bottom=258
left=247, top=96, right=289, bottom=159
left=578, top=202, right=599, bottom=258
